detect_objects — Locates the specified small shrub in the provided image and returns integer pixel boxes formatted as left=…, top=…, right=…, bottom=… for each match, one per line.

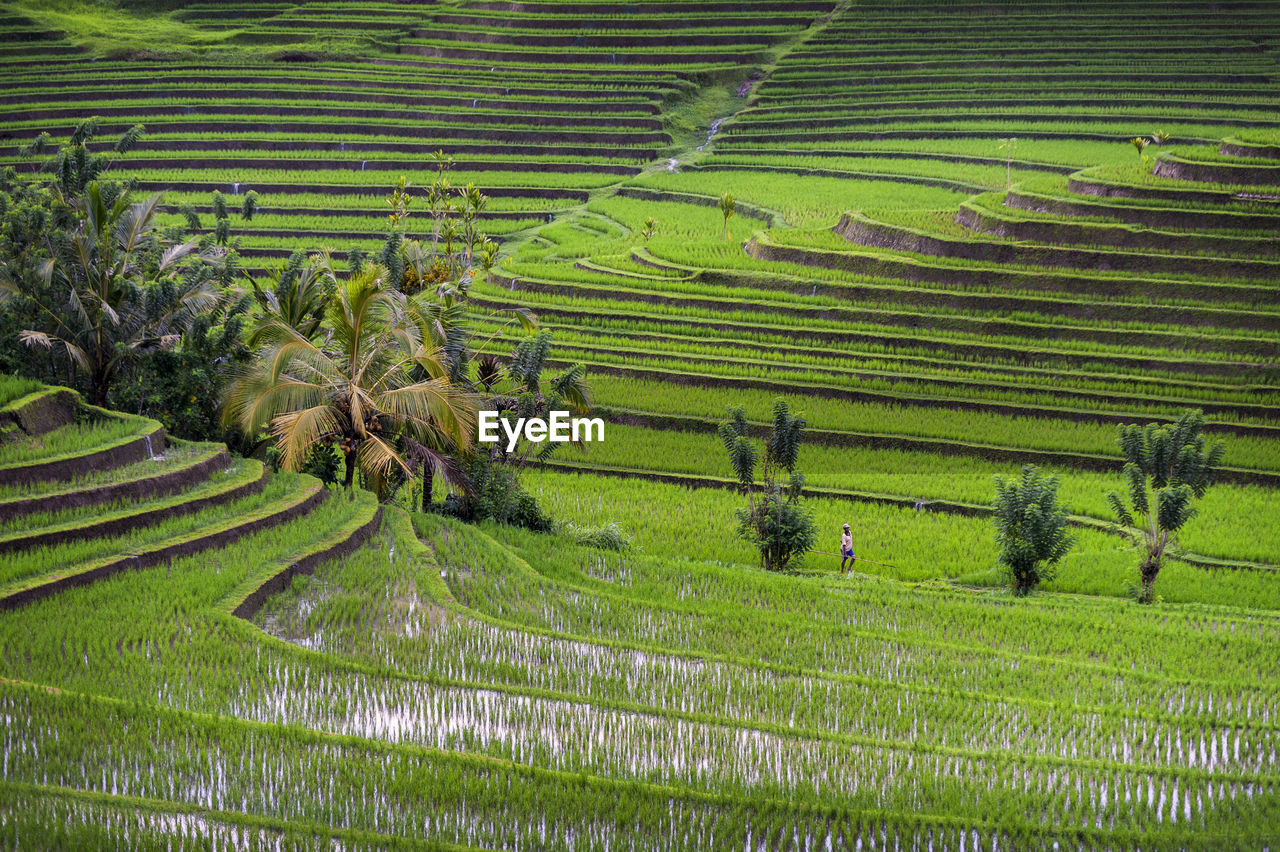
left=436, top=455, right=552, bottom=533
left=992, top=465, right=1073, bottom=596
left=563, top=521, right=632, bottom=552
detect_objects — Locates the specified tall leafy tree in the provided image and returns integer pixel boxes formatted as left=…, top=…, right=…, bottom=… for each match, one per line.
left=2, top=118, right=142, bottom=385
left=992, top=465, right=1074, bottom=596
left=371, top=174, right=532, bottom=507
left=245, top=249, right=336, bottom=345
left=21, top=116, right=145, bottom=200
left=0, top=170, right=68, bottom=381
left=719, top=400, right=815, bottom=572
left=1108, top=410, right=1224, bottom=603
left=718, top=407, right=757, bottom=499
left=0, top=183, right=220, bottom=406
left=224, top=265, right=477, bottom=492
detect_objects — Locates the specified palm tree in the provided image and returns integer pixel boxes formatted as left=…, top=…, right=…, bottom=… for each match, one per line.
left=0, top=182, right=220, bottom=406
left=225, top=265, right=477, bottom=491
left=718, top=192, right=736, bottom=241
left=1108, top=410, right=1223, bottom=603
left=245, top=250, right=338, bottom=345
left=480, top=329, right=591, bottom=467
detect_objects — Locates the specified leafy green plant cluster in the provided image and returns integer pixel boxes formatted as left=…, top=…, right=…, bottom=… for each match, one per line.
left=719, top=400, right=815, bottom=572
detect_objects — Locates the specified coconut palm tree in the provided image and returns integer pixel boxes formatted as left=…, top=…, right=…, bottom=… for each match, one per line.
left=224, top=265, right=477, bottom=491
left=0, top=182, right=220, bottom=406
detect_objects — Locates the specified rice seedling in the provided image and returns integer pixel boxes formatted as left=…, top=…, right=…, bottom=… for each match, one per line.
left=0, top=415, right=145, bottom=468
left=0, top=375, right=41, bottom=408
left=0, top=439, right=222, bottom=501
left=0, top=472, right=314, bottom=592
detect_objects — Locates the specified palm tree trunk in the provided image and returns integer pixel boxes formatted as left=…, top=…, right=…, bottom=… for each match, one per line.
left=422, top=458, right=433, bottom=511
left=1138, top=558, right=1160, bottom=604
left=343, top=450, right=358, bottom=490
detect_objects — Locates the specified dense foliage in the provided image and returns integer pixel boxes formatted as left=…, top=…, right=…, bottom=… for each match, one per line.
left=0, top=120, right=245, bottom=439
left=992, top=464, right=1073, bottom=595
left=719, top=400, right=815, bottom=571
left=1108, top=410, right=1224, bottom=603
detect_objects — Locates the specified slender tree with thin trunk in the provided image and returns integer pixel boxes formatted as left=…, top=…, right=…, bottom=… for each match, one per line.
left=717, top=192, right=736, bottom=241
left=997, top=137, right=1018, bottom=190
left=719, top=401, right=814, bottom=572
left=1108, top=410, right=1223, bottom=603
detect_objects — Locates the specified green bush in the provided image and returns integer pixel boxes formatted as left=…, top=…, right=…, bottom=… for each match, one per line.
left=438, top=455, right=552, bottom=533
left=992, top=465, right=1073, bottom=596
left=735, top=490, right=816, bottom=573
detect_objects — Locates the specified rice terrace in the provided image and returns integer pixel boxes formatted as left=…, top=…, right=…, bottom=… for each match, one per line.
left=2, top=0, right=1280, bottom=847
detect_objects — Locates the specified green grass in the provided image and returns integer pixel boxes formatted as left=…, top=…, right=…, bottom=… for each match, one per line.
left=548, top=421, right=1280, bottom=565
left=0, top=472, right=306, bottom=592
left=0, top=439, right=220, bottom=500
left=631, top=170, right=967, bottom=227
left=580, top=374, right=1280, bottom=468
left=0, top=456, right=262, bottom=539
left=661, top=83, right=740, bottom=155
left=10, top=0, right=241, bottom=56
left=0, top=415, right=143, bottom=468
left=520, top=468, right=1280, bottom=608
left=4, top=499, right=1279, bottom=847
left=0, top=374, right=42, bottom=408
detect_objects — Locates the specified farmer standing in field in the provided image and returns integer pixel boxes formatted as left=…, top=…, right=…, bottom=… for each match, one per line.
left=840, top=523, right=856, bottom=572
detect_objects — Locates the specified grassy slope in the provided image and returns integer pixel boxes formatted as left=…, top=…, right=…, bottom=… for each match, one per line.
left=10, top=0, right=238, bottom=55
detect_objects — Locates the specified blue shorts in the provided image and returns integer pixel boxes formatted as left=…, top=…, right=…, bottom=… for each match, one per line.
left=841, top=548, right=853, bottom=557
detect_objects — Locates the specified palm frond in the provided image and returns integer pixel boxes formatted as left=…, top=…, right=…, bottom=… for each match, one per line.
left=357, top=432, right=412, bottom=479
left=158, top=240, right=198, bottom=272
left=271, top=405, right=340, bottom=472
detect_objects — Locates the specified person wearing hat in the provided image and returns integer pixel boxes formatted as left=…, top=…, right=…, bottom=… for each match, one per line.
left=840, top=523, right=856, bottom=572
